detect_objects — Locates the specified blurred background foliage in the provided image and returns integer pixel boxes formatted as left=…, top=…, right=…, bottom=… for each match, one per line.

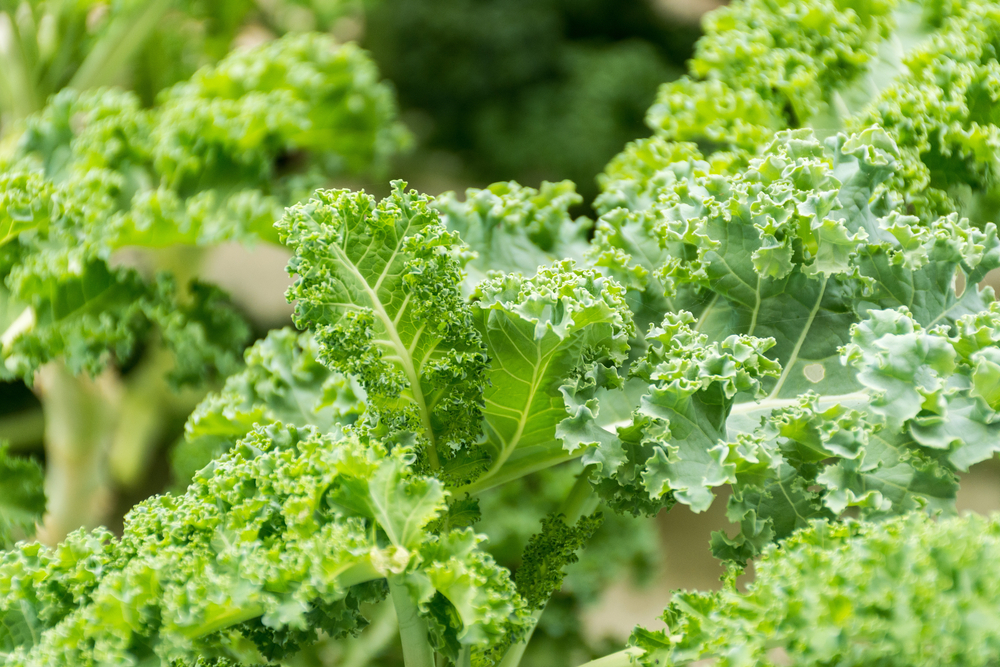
left=0, top=0, right=360, bottom=130
left=363, top=0, right=699, bottom=201
left=0, top=0, right=708, bottom=197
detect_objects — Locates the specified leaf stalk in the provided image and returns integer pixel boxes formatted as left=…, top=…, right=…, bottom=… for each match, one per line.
left=389, top=575, right=436, bottom=667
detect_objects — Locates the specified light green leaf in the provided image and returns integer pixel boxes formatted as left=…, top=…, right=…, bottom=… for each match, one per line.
left=172, top=328, right=364, bottom=487
left=434, top=181, right=590, bottom=294
left=634, top=514, right=1000, bottom=667
left=462, top=262, right=632, bottom=493
left=367, top=457, right=447, bottom=550
left=279, top=182, right=488, bottom=479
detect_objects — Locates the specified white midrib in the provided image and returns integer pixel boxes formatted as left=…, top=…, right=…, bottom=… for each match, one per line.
left=730, top=390, right=870, bottom=416
left=329, top=243, right=440, bottom=468
left=748, top=273, right=761, bottom=336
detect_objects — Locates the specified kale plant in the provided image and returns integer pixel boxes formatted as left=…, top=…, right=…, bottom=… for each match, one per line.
left=4, top=1, right=1000, bottom=667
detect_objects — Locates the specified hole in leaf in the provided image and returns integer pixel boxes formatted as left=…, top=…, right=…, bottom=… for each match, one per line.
left=803, top=363, right=825, bottom=383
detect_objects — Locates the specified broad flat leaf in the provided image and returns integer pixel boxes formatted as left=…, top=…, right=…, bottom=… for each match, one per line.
left=463, top=262, right=632, bottom=492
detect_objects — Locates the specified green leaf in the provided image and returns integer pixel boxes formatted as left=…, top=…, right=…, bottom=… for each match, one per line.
left=0, top=172, right=53, bottom=250
left=646, top=0, right=1000, bottom=229
left=434, top=181, right=591, bottom=294
left=172, top=328, right=364, bottom=487
left=279, top=182, right=489, bottom=479
left=0, top=425, right=528, bottom=665
left=593, top=126, right=1000, bottom=543
left=514, top=512, right=603, bottom=610
left=844, top=306, right=1000, bottom=471
left=412, top=529, right=530, bottom=657
left=1, top=33, right=409, bottom=384
left=613, top=312, right=780, bottom=514
left=0, top=444, right=45, bottom=548
left=366, top=456, right=447, bottom=550
left=0, top=529, right=117, bottom=656
left=646, top=0, right=902, bottom=149
left=463, top=262, right=633, bottom=493
left=634, top=514, right=1000, bottom=667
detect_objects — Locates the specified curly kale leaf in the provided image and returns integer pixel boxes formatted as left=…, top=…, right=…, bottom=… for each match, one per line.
left=711, top=303, right=1000, bottom=564
left=514, top=512, right=603, bottom=611
left=647, top=0, right=900, bottom=149
left=171, top=328, right=365, bottom=487
left=462, top=262, right=633, bottom=494
left=0, top=425, right=529, bottom=666
left=434, top=180, right=591, bottom=294
left=279, top=182, right=636, bottom=496
left=647, top=0, right=1000, bottom=227
left=0, top=33, right=408, bottom=385
left=279, top=181, right=489, bottom=481
left=633, top=513, right=1000, bottom=667
left=151, top=33, right=409, bottom=193
left=590, top=126, right=1000, bottom=562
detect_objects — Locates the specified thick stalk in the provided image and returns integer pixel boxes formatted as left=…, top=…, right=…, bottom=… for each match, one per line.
left=0, top=11, right=40, bottom=120
left=559, top=466, right=600, bottom=523
left=34, top=362, right=119, bottom=544
left=389, top=575, right=436, bottom=667
left=104, top=246, right=210, bottom=487
left=108, top=344, right=204, bottom=487
left=498, top=467, right=598, bottom=667
left=497, top=608, right=543, bottom=667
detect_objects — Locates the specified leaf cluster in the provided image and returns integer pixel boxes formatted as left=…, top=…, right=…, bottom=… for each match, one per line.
left=633, top=513, right=1000, bottom=667
left=9, top=1, right=1000, bottom=666
left=0, top=32, right=408, bottom=385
